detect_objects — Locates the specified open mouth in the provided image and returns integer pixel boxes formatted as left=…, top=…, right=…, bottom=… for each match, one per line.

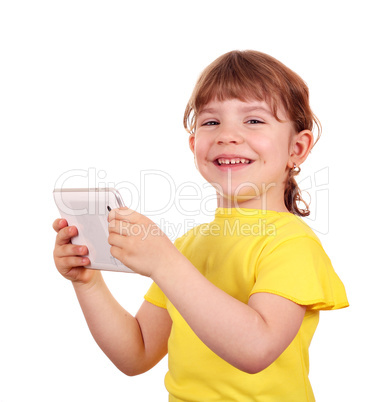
left=215, top=157, right=253, bottom=166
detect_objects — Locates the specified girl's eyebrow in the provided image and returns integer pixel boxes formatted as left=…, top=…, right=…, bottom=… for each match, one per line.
left=198, top=107, right=216, bottom=116
left=240, top=105, right=273, bottom=116
left=199, top=105, right=273, bottom=116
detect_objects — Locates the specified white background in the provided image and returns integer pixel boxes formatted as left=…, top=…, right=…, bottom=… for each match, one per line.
left=1, top=1, right=380, bottom=401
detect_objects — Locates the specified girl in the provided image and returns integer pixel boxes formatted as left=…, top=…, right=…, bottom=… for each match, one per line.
left=53, top=50, right=348, bottom=401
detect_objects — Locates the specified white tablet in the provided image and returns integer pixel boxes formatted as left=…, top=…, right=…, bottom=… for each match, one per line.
left=53, top=188, right=134, bottom=273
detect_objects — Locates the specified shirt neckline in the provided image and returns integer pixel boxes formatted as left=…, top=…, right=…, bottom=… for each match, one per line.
left=214, top=207, right=295, bottom=219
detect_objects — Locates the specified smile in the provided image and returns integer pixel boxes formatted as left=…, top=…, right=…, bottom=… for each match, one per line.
left=216, top=157, right=252, bottom=165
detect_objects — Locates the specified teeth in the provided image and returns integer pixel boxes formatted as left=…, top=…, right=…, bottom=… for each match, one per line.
left=217, top=158, right=251, bottom=165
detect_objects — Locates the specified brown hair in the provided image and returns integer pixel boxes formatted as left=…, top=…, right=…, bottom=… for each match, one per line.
left=183, top=50, right=321, bottom=217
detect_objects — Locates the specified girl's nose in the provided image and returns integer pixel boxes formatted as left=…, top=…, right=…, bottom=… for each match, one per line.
left=216, top=127, right=244, bottom=145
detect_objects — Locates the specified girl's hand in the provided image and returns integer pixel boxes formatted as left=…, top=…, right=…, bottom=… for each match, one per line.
left=108, top=208, right=178, bottom=278
left=53, top=218, right=99, bottom=285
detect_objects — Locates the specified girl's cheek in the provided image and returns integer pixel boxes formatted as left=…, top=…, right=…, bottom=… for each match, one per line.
left=253, top=137, right=282, bottom=155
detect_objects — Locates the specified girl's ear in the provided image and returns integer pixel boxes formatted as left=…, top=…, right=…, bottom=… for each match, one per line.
left=287, top=130, right=314, bottom=169
left=189, top=133, right=195, bottom=154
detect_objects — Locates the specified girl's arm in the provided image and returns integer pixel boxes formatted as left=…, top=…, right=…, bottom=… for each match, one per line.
left=108, top=209, right=306, bottom=374
left=73, top=276, right=172, bottom=376
left=152, top=254, right=305, bottom=374
left=53, top=218, right=172, bottom=376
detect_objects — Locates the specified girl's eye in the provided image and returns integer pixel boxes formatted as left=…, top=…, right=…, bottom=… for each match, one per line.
left=203, top=120, right=219, bottom=126
left=246, top=119, right=264, bottom=124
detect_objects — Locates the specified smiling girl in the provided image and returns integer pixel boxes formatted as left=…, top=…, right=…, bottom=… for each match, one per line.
left=189, top=97, right=311, bottom=212
left=53, top=50, right=348, bottom=401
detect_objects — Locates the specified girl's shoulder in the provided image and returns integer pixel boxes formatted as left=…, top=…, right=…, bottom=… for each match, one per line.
left=268, top=212, right=322, bottom=245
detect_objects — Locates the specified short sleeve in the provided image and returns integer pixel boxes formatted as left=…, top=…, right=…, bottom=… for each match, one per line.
left=250, top=236, right=349, bottom=310
left=144, top=281, right=167, bottom=309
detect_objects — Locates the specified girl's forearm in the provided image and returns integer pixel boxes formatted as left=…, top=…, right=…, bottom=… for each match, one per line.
left=151, top=253, right=269, bottom=374
left=72, top=272, right=146, bottom=375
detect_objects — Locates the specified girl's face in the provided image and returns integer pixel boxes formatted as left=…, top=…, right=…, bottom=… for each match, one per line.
left=189, top=98, right=297, bottom=211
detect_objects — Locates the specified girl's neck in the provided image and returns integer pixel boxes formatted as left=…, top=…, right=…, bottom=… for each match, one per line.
left=216, top=193, right=290, bottom=213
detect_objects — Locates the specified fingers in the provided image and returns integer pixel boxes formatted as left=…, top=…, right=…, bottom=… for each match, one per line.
left=52, top=218, right=95, bottom=283
left=108, top=207, right=139, bottom=223
left=55, top=225, right=78, bottom=246
left=53, top=218, right=80, bottom=247
left=54, top=236, right=90, bottom=275
left=55, top=243, right=89, bottom=258
left=52, top=218, right=68, bottom=233
left=108, top=218, right=131, bottom=236
left=57, top=255, right=90, bottom=269
left=110, top=245, right=125, bottom=265
left=107, top=209, right=139, bottom=262
left=108, top=232, right=128, bottom=249
left=108, top=208, right=132, bottom=236
left=108, top=208, right=149, bottom=236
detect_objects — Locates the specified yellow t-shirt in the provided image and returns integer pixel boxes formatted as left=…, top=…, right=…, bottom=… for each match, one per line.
left=145, top=208, right=349, bottom=401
